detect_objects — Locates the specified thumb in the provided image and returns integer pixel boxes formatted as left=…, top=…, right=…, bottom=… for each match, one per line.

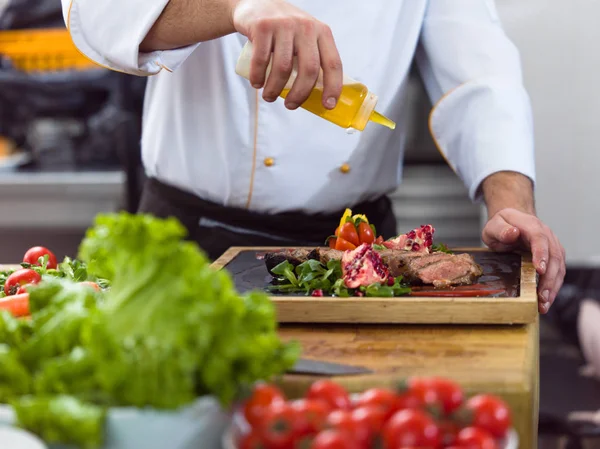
left=482, top=214, right=521, bottom=251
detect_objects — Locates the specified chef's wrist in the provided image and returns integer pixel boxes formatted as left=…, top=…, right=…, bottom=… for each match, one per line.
left=481, top=170, right=536, bottom=219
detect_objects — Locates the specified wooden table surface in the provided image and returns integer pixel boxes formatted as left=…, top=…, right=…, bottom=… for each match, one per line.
left=277, top=320, right=539, bottom=449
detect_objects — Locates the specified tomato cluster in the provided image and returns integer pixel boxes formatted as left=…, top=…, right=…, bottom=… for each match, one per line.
left=3, top=246, right=57, bottom=296
left=328, top=220, right=384, bottom=252
left=239, top=378, right=512, bottom=449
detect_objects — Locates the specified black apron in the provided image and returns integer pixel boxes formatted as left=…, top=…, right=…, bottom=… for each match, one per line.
left=138, top=177, right=397, bottom=261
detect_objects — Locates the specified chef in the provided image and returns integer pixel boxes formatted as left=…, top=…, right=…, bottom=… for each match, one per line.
left=60, top=0, right=565, bottom=313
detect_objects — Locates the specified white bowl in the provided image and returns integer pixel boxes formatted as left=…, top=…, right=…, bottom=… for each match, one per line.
left=0, top=397, right=231, bottom=449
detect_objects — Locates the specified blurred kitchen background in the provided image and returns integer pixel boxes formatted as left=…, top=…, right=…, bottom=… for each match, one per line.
left=1, top=0, right=599, bottom=447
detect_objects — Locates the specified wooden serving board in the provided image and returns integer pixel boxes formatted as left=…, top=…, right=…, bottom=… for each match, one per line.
left=211, top=247, right=538, bottom=325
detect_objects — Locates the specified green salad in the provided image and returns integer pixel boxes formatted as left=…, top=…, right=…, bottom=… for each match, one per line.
left=0, top=213, right=299, bottom=448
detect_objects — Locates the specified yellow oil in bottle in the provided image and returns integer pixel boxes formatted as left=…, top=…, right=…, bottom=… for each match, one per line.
left=280, top=83, right=395, bottom=131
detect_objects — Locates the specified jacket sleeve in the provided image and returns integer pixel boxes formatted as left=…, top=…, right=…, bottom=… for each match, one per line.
left=61, top=0, right=199, bottom=76
left=416, top=0, right=536, bottom=202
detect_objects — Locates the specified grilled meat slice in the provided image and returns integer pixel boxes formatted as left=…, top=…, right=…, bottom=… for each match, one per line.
left=264, top=248, right=314, bottom=275
left=399, top=252, right=483, bottom=287
left=308, top=248, right=344, bottom=265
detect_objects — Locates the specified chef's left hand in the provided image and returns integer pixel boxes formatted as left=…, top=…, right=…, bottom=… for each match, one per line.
left=482, top=208, right=566, bottom=314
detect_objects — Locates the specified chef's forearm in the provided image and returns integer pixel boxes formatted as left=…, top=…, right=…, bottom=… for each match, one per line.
left=481, top=171, right=536, bottom=219
left=140, top=0, right=238, bottom=52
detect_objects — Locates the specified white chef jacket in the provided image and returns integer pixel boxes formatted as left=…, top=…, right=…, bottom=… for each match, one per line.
left=62, top=0, right=535, bottom=215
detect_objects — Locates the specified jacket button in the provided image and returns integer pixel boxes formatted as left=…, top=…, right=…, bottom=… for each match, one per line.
left=264, top=157, right=274, bottom=167
left=340, top=163, right=351, bottom=174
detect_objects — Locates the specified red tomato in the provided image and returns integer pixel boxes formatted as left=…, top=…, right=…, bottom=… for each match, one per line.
left=465, top=394, right=512, bottom=438
left=406, top=377, right=440, bottom=410
left=306, top=380, right=352, bottom=411
left=428, top=377, right=464, bottom=415
left=4, top=269, right=42, bottom=296
left=334, top=237, right=356, bottom=251
left=291, top=399, right=329, bottom=436
left=310, top=429, right=358, bottom=449
left=357, top=222, right=375, bottom=245
left=259, top=402, right=297, bottom=449
left=325, top=410, right=370, bottom=447
left=338, top=223, right=360, bottom=247
left=353, top=388, right=398, bottom=420
left=243, top=383, right=285, bottom=428
left=351, top=406, right=386, bottom=443
left=23, top=246, right=57, bottom=269
left=456, top=427, right=498, bottom=449
left=238, top=431, right=265, bottom=449
left=382, top=409, right=440, bottom=449
left=80, top=281, right=101, bottom=292
left=328, top=237, right=338, bottom=249
left=393, top=391, right=424, bottom=414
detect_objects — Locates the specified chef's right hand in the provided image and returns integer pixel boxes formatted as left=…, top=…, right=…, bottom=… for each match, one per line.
left=231, top=0, right=343, bottom=111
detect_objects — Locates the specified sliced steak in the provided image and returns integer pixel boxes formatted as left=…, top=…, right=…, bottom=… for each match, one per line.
left=264, top=248, right=313, bottom=274
left=412, top=253, right=483, bottom=287
left=308, top=248, right=344, bottom=265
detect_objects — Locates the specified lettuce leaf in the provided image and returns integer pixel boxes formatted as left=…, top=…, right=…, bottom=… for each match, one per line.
left=12, top=395, right=105, bottom=449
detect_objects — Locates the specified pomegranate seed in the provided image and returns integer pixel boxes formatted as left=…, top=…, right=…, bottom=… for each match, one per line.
left=412, top=243, right=421, bottom=251
left=387, top=276, right=395, bottom=286
left=355, top=291, right=364, bottom=297
left=312, top=289, right=324, bottom=297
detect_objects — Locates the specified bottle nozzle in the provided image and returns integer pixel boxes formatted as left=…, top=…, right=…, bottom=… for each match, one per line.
left=370, top=111, right=396, bottom=130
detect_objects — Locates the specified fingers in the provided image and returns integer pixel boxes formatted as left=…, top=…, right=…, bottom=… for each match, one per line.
left=481, top=213, right=521, bottom=251
left=317, top=27, right=343, bottom=109
left=262, top=27, right=294, bottom=102
left=283, top=23, right=320, bottom=109
left=248, top=25, right=274, bottom=89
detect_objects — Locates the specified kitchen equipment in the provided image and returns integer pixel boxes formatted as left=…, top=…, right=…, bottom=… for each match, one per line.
left=288, top=358, right=373, bottom=376
left=211, top=247, right=538, bottom=324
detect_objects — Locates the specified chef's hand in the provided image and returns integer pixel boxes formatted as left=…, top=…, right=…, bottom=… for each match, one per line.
left=482, top=208, right=566, bottom=314
left=480, top=171, right=566, bottom=315
left=231, top=0, right=343, bottom=110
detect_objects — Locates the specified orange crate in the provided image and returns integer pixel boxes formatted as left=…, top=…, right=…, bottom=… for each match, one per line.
left=0, top=28, right=100, bottom=73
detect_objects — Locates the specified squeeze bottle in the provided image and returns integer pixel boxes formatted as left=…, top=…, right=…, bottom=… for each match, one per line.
left=235, top=41, right=395, bottom=131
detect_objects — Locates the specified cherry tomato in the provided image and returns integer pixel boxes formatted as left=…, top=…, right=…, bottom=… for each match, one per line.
left=80, top=281, right=101, bottom=292
left=338, top=222, right=360, bottom=247
left=325, top=409, right=370, bottom=448
left=306, top=380, right=352, bottom=411
left=238, top=431, right=266, bottom=449
left=259, top=401, right=297, bottom=449
left=382, top=409, right=440, bottom=449
left=351, top=406, right=386, bottom=441
left=393, top=390, right=424, bottom=413
left=243, top=383, right=285, bottom=428
left=456, top=427, right=498, bottom=449
left=427, top=377, right=464, bottom=415
left=405, top=377, right=440, bottom=412
left=4, top=269, right=42, bottom=296
left=465, top=394, right=512, bottom=438
left=334, top=237, right=356, bottom=251
left=353, top=388, right=398, bottom=420
left=328, top=237, right=338, bottom=249
left=23, top=246, right=57, bottom=269
left=310, top=429, right=358, bottom=449
left=291, top=399, right=329, bottom=436
left=357, top=222, right=375, bottom=245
